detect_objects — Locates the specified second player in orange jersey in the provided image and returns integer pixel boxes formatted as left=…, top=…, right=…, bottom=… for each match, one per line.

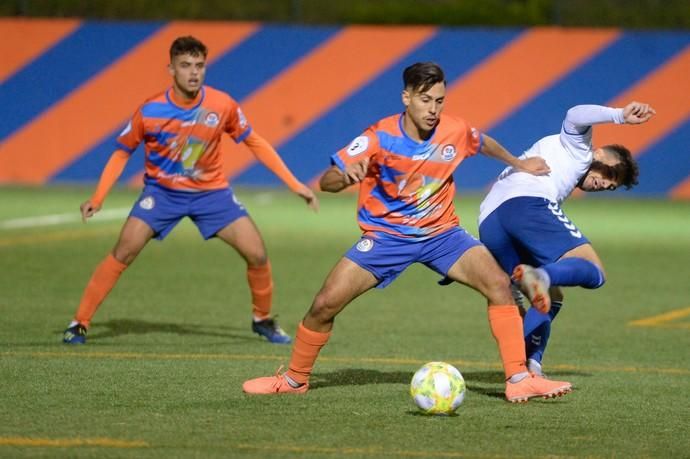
left=62, top=36, right=318, bottom=345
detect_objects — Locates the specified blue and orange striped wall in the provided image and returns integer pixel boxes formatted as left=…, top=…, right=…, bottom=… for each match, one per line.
left=2, top=18, right=690, bottom=198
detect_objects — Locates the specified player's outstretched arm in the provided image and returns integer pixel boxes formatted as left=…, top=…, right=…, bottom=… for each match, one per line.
left=243, top=130, right=319, bottom=212
left=319, top=159, right=369, bottom=193
left=81, top=149, right=130, bottom=222
left=622, top=101, right=656, bottom=124
left=480, top=134, right=550, bottom=176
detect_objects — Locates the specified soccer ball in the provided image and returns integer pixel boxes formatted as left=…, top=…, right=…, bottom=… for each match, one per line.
left=410, top=362, right=466, bottom=415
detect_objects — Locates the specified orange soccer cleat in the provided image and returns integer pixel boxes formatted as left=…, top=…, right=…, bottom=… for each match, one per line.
left=242, top=367, right=309, bottom=395
left=505, top=374, right=571, bottom=403
left=512, top=264, right=551, bottom=314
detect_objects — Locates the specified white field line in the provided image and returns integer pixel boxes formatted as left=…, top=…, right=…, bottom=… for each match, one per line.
left=0, top=208, right=130, bottom=230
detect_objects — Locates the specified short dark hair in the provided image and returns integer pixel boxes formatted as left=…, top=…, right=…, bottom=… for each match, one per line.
left=403, top=62, right=445, bottom=93
left=170, top=36, right=208, bottom=60
left=601, top=144, right=639, bottom=189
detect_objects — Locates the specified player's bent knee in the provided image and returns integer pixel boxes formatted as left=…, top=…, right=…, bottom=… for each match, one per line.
left=308, top=291, right=341, bottom=324
left=246, top=253, right=268, bottom=267
left=591, top=265, right=606, bottom=289
left=112, top=247, right=140, bottom=265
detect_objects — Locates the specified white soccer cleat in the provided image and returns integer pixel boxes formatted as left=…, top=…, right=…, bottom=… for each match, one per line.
left=512, top=264, right=551, bottom=314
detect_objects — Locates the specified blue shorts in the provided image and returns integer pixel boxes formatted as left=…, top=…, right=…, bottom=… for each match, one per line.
left=478, top=196, right=589, bottom=274
left=345, top=227, right=482, bottom=289
left=129, top=184, right=249, bottom=240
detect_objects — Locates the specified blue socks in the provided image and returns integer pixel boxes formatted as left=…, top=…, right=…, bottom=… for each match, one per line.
left=524, top=301, right=562, bottom=363
left=542, top=258, right=605, bottom=289
left=521, top=258, right=604, bottom=364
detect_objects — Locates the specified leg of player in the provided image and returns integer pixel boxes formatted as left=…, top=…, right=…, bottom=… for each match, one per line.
left=515, top=244, right=606, bottom=294
left=63, top=217, right=154, bottom=344
left=444, top=246, right=572, bottom=402
left=215, top=216, right=290, bottom=344
left=242, top=258, right=378, bottom=394
left=523, top=287, right=564, bottom=376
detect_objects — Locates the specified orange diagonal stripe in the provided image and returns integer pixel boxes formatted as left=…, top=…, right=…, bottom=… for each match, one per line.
left=671, top=180, right=690, bottom=199
left=0, top=21, right=258, bottom=184
left=445, top=27, right=620, bottom=130
left=595, top=44, right=690, bottom=156
left=0, top=18, right=81, bottom=83
left=219, top=25, right=437, bottom=180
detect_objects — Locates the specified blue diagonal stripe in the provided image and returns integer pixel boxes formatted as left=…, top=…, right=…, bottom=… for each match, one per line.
left=455, top=31, right=690, bottom=190
left=0, top=21, right=163, bottom=142
left=627, top=117, right=690, bottom=195
left=236, top=27, right=523, bottom=187
left=52, top=24, right=338, bottom=182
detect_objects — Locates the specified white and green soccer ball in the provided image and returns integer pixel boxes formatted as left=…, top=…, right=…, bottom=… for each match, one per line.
left=410, top=362, right=466, bottom=415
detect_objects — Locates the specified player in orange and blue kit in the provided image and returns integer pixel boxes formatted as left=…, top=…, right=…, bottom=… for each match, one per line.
left=62, top=36, right=318, bottom=345
left=243, top=62, right=573, bottom=403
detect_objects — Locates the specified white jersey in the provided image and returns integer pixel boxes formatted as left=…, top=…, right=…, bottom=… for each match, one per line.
left=478, top=105, right=625, bottom=225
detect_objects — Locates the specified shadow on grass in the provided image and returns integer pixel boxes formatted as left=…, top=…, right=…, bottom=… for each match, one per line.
left=82, top=318, right=257, bottom=342
left=310, top=368, right=589, bottom=401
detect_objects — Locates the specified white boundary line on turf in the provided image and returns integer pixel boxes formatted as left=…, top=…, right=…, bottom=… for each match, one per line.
left=0, top=208, right=130, bottom=230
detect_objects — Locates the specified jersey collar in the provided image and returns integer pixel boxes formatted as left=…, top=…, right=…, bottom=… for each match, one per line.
left=167, top=86, right=205, bottom=111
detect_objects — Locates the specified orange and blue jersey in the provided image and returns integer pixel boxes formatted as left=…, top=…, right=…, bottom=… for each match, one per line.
left=331, top=113, right=482, bottom=240
left=116, top=85, right=251, bottom=191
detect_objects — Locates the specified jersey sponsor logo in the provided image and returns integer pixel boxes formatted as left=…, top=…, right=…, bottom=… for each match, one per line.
left=237, top=108, right=248, bottom=129
left=356, top=238, right=374, bottom=252
left=441, top=144, right=457, bottom=161
left=181, top=120, right=197, bottom=127
left=204, top=112, right=220, bottom=128
left=412, top=151, right=432, bottom=161
left=346, top=136, right=369, bottom=156
left=119, top=121, right=132, bottom=137
left=139, top=196, right=155, bottom=210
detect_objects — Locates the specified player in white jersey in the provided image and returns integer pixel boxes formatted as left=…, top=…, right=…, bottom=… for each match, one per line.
left=478, top=101, right=655, bottom=375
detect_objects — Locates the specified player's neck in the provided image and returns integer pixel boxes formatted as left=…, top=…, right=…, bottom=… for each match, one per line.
left=170, top=85, right=201, bottom=107
left=401, top=113, right=433, bottom=143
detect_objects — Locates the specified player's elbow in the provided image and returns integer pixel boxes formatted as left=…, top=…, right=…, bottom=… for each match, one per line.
left=319, top=168, right=348, bottom=193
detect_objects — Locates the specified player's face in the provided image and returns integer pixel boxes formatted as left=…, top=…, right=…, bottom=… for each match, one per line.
left=169, top=53, right=206, bottom=98
left=402, top=82, right=446, bottom=137
left=579, top=169, right=618, bottom=192
left=578, top=148, right=621, bottom=192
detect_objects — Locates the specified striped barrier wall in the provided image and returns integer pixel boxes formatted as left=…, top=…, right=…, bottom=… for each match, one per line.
left=1, top=19, right=689, bottom=198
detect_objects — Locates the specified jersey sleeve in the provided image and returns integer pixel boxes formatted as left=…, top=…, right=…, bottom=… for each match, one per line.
left=560, top=105, right=624, bottom=158
left=330, top=128, right=379, bottom=171
left=115, top=108, right=145, bottom=155
left=465, top=124, right=482, bottom=157
left=224, top=97, right=252, bottom=143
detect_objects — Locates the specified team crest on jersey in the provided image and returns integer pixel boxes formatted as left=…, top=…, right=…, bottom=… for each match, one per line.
left=139, top=196, right=155, bottom=210
left=441, top=144, right=457, bottom=161
left=204, top=112, right=220, bottom=128
left=356, top=238, right=374, bottom=252
left=237, top=108, right=248, bottom=129
left=347, top=136, right=369, bottom=156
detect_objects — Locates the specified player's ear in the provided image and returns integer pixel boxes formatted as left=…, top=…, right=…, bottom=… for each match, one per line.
left=401, top=89, right=411, bottom=108
left=168, top=63, right=174, bottom=76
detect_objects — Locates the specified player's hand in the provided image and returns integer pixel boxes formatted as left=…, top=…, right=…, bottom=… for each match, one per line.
left=79, top=200, right=101, bottom=222
left=296, top=185, right=319, bottom=212
left=344, top=158, right=369, bottom=185
left=623, top=101, right=656, bottom=124
left=516, top=157, right=550, bottom=176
